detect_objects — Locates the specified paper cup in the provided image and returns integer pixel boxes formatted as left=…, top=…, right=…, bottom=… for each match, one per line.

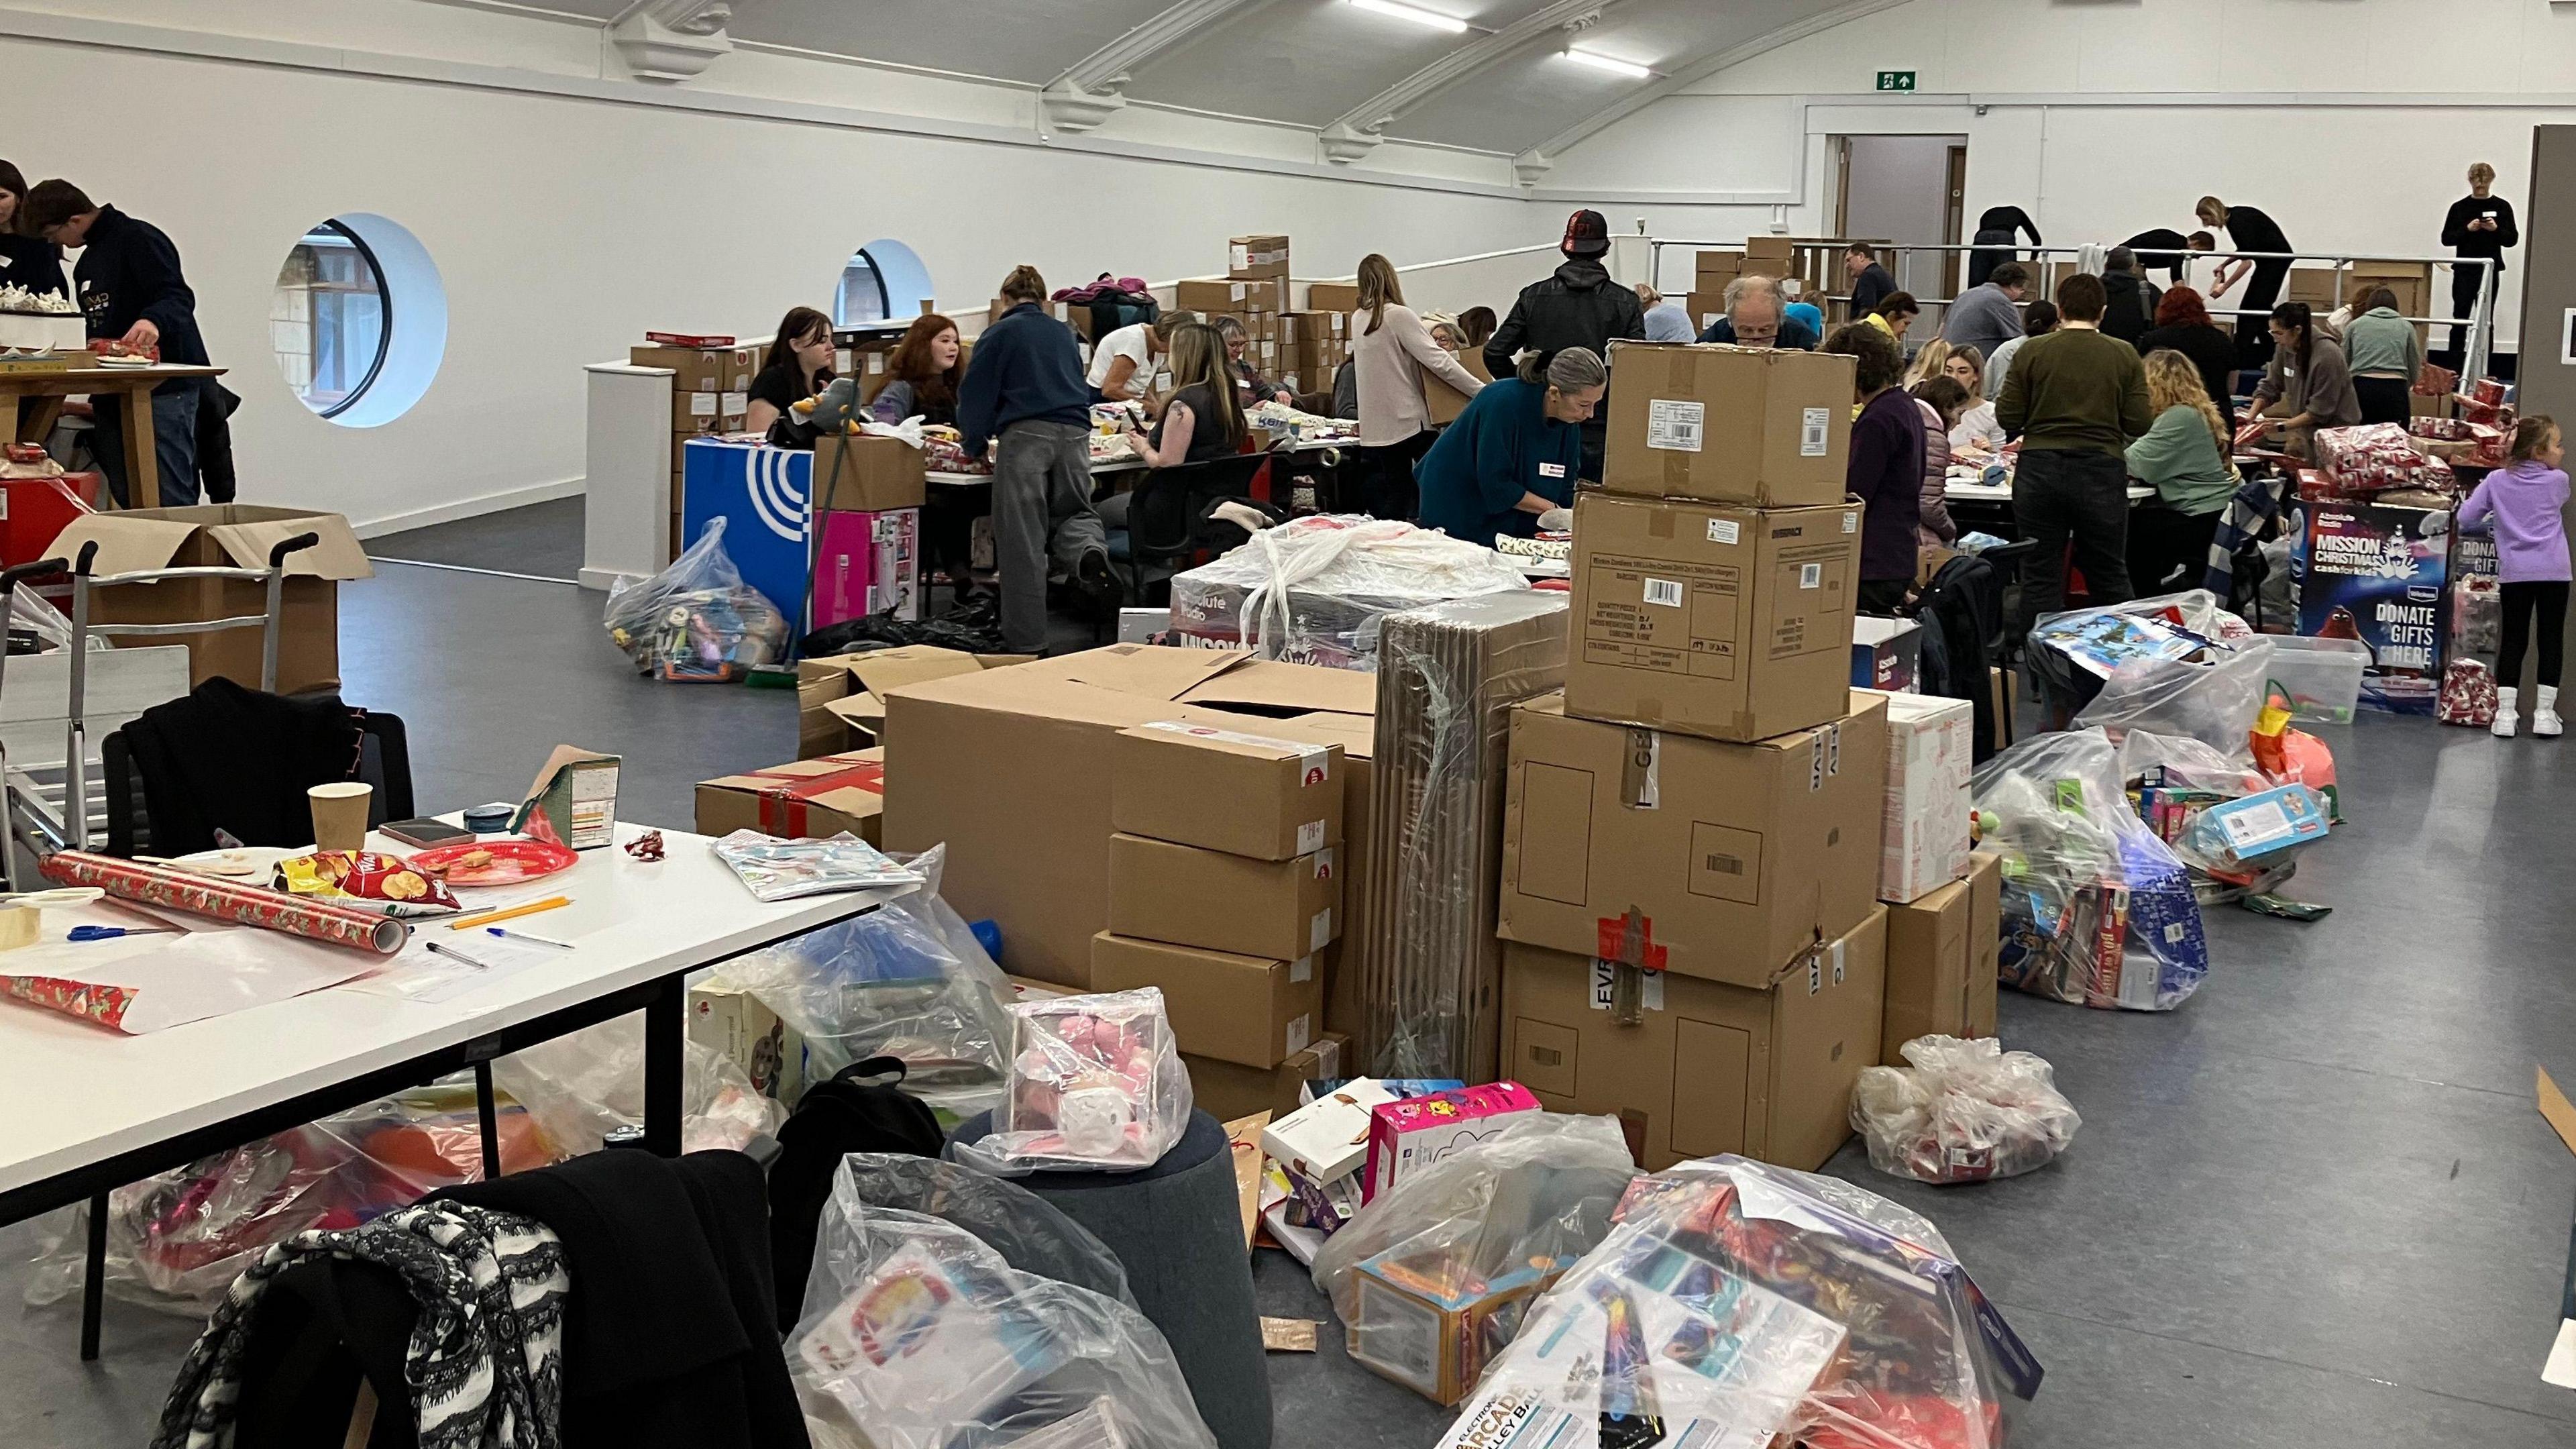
left=309, top=782, right=375, bottom=853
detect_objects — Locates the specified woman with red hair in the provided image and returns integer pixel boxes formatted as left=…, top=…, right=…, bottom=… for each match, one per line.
left=871, top=313, right=964, bottom=426
left=2134, top=286, right=2240, bottom=432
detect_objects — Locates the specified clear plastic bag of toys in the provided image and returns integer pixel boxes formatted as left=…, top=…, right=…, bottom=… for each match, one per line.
left=790, top=1162, right=1217, bottom=1449
left=949, top=987, right=1192, bottom=1175
left=1851, top=1036, right=2082, bottom=1185
left=1311, top=1113, right=1639, bottom=1403
left=1971, top=727, right=2210, bottom=1011
left=604, top=517, right=790, bottom=682
left=1436, top=1155, right=2042, bottom=1449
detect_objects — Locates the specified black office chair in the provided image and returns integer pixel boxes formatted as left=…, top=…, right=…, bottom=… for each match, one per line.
left=101, top=709, right=413, bottom=859
left=1105, top=449, right=1280, bottom=603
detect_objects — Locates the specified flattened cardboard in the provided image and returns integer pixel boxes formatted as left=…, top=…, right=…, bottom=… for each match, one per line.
left=1091, top=931, right=1320, bottom=1068
left=1599, top=341, right=1854, bottom=506
left=1498, top=692, right=1886, bottom=989
left=1107, top=833, right=1342, bottom=961
left=1111, top=722, right=1344, bottom=860
left=49, top=504, right=373, bottom=693
left=696, top=748, right=885, bottom=845
left=1189, top=1032, right=1346, bottom=1124
left=1500, top=908, right=1886, bottom=1171
left=1564, top=493, right=1860, bottom=743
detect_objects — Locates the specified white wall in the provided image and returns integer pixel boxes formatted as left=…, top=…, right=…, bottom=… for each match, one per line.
left=1, top=2, right=1546, bottom=533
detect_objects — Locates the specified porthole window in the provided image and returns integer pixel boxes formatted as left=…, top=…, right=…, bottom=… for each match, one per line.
left=835, top=250, right=888, bottom=327
left=831, top=239, right=934, bottom=328
left=268, top=214, right=445, bottom=427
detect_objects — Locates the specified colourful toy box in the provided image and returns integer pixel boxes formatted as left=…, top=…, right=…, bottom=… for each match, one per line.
left=1363, top=1082, right=1541, bottom=1203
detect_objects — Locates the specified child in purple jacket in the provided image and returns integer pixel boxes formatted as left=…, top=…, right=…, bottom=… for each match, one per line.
left=2456, top=415, right=2571, bottom=737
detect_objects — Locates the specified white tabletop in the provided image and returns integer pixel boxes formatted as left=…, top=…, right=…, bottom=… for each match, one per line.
left=1946, top=478, right=2153, bottom=504
left=927, top=434, right=1352, bottom=488
left=0, top=820, right=875, bottom=1203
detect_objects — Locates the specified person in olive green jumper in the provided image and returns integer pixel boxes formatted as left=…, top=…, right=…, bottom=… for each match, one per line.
left=2341, top=286, right=2424, bottom=425
left=2125, top=349, right=2239, bottom=592
left=1998, top=272, right=2155, bottom=626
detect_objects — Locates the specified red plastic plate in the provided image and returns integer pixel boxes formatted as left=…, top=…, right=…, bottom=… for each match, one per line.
left=409, top=839, right=580, bottom=887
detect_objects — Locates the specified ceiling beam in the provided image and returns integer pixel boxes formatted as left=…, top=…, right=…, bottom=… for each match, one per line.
left=1511, top=0, right=1913, bottom=179
left=1322, top=0, right=1621, bottom=163
left=1040, top=0, right=1277, bottom=131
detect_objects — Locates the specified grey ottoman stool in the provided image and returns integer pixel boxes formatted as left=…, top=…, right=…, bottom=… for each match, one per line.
left=950, top=1108, right=1271, bottom=1449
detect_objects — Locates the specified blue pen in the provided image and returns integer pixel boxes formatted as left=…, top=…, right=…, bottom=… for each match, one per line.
left=66, top=926, right=178, bottom=943
left=488, top=926, right=575, bottom=950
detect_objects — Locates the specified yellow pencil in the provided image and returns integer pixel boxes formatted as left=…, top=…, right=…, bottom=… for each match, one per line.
left=448, top=896, right=570, bottom=930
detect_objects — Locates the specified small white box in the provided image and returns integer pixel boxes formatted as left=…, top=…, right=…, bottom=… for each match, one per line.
left=687, top=980, right=807, bottom=1104
left=1259, top=1077, right=1396, bottom=1185
left=1865, top=689, right=1974, bottom=904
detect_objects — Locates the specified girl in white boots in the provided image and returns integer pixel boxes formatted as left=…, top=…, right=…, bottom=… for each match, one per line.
left=2455, top=416, right=2571, bottom=738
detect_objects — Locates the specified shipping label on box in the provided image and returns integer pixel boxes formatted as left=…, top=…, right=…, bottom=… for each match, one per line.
left=1362, top=1082, right=1540, bottom=1201
left=1600, top=341, right=1852, bottom=506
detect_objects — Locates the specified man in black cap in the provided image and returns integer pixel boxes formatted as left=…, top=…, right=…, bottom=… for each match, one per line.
left=1483, top=208, right=1643, bottom=480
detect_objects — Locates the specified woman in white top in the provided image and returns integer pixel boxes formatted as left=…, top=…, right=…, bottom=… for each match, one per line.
left=1350, top=252, right=1483, bottom=519
left=1941, top=346, right=2005, bottom=454
left=1086, top=310, right=1199, bottom=405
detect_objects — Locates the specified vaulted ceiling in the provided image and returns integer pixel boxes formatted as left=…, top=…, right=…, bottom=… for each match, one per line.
left=496, top=0, right=1888, bottom=160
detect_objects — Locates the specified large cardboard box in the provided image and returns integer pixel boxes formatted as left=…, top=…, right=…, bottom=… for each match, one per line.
left=1601, top=341, right=1854, bottom=506
left=48, top=505, right=374, bottom=694
left=1091, top=931, right=1320, bottom=1068
left=631, top=343, right=758, bottom=395
left=882, top=647, right=1374, bottom=987
left=1864, top=689, right=1974, bottom=904
left=1110, top=721, right=1343, bottom=860
left=1743, top=235, right=1796, bottom=267
left=797, top=646, right=1022, bottom=757
left=813, top=435, right=928, bottom=513
left=696, top=749, right=885, bottom=845
left=1263, top=710, right=1377, bottom=1043
left=1306, top=282, right=1361, bottom=315
left=1501, top=907, right=1886, bottom=1171
left=1564, top=494, right=1860, bottom=743
left=1423, top=347, right=1494, bottom=427
left=1230, top=234, right=1291, bottom=280
left=1498, top=692, right=1886, bottom=989
left=1686, top=290, right=1725, bottom=335
left=1880, top=851, right=2002, bottom=1065
left=1108, top=833, right=1342, bottom=961
left=1694, top=250, right=1744, bottom=289
left=1188, top=1033, right=1345, bottom=1122
left=1176, top=278, right=1285, bottom=315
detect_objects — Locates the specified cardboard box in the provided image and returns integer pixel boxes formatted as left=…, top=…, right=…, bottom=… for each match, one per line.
left=812, top=435, right=928, bottom=513
left=1187, top=1032, right=1346, bottom=1122
left=1363, top=1082, right=1540, bottom=1201
left=1600, top=341, right=1854, bottom=506
left=1564, top=494, right=1860, bottom=743
left=1498, top=691, right=1887, bottom=989
left=1108, top=833, right=1342, bottom=961
left=1423, top=347, right=1494, bottom=427
left=1176, top=278, right=1285, bottom=315
left=631, top=343, right=757, bottom=394
left=882, top=647, right=1375, bottom=987
left=1500, top=908, right=1886, bottom=1171
left=1695, top=249, right=1745, bottom=285
left=696, top=748, right=885, bottom=844
left=1306, top=282, right=1361, bottom=315
left=1882, top=852, right=2002, bottom=1064
left=1686, top=290, right=1725, bottom=335
left=810, top=506, right=921, bottom=631
left=1864, top=689, right=1973, bottom=904
left=1346, top=1244, right=1560, bottom=1405
left=1743, top=235, right=1796, bottom=266
left=798, top=646, right=1024, bottom=757
left=48, top=504, right=374, bottom=694
left=1230, top=234, right=1291, bottom=280
left=688, top=978, right=806, bottom=1104
left=1263, top=710, right=1377, bottom=1042
left=1111, top=720, right=1344, bottom=859
left=1090, top=931, right=1320, bottom=1069
left=1261, top=1078, right=1398, bottom=1185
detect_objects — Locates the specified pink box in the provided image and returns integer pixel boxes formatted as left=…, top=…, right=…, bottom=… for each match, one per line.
left=1362, top=1081, right=1541, bottom=1201
left=812, top=506, right=920, bottom=629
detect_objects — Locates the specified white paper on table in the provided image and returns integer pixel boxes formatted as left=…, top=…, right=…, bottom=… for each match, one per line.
left=2544, top=1318, right=2576, bottom=1389
left=0, top=905, right=383, bottom=1034
left=343, top=931, right=560, bottom=1005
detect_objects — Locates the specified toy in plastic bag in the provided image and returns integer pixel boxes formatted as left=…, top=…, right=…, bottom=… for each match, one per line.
left=791, top=1165, right=1217, bottom=1449
left=2069, top=619, right=2273, bottom=767
left=709, top=847, right=1019, bottom=1123
left=24, top=1083, right=555, bottom=1316
left=712, top=829, right=925, bottom=902
left=1972, top=728, right=2210, bottom=1011
left=1851, top=1036, right=2081, bottom=1185
left=951, top=987, right=1191, bottom=1175
left=491, top=1013, right=786, bottom=1157
left=2438, top=657, right=2500, bottom=729
left=604, top=517, right=790, bottom=682
left=837, top=1154, right=1135, bottom=1308
left=1437, top=1155, right=2040, bottom=1449
left=1313, top=1113, right=1639, bottom=1404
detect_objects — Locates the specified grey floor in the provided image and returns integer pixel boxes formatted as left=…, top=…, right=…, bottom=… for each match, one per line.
left=6, top=500, right=2575, bottom=1447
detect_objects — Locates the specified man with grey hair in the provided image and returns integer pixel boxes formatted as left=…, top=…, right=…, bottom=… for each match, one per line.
left=1695, top=274, right=1819, bottom=350
left=1941, top=260, right=2029, bottom=374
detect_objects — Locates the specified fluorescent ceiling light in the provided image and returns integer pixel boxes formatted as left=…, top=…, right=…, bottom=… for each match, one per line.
left=1562, top=46, right=1652, bottom=79
left=1348, top=0, right=1470, bottom=34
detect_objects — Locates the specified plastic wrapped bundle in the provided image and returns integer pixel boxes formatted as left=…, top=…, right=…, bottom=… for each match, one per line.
left=1972, top=728, right=2210, bottom=1011
left=1851, top=1036, right=2082, bottom=1185
left=792, top=1167, right=1217, bottom=1449
left=1167, top=514, right=1534, bottom=669
left=1437, top=1155, right=2041, bottom=1449
left=837, top=1155, right=1136, bottom=1308
left=951, top=987, right=1191, bottom=1175
left=2312, top=422, right=2456, bottom=494
left=492, top=1015, right=786, bottom=1157
left=604, top=517, right=790, bottom=682
left=1313, top=1114, right=1638, bottom=1403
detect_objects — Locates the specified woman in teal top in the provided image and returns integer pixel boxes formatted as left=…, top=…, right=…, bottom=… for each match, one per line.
left=1414, top=347, right=1605, bottom=544
left=2125, top=347, right=2239, bottom=591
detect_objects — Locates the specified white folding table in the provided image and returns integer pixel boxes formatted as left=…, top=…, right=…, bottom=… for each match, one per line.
left=0, top=819, right=881, bottom=1357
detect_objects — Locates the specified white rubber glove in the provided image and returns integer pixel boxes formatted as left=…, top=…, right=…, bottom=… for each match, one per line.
left=1536, top=506, right=1573, bottom=533
left=2421, top=510, right=2452, bottom=537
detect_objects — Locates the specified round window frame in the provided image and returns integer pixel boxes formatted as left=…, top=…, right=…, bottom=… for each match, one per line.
left=293, top=218, right=394, bottom=422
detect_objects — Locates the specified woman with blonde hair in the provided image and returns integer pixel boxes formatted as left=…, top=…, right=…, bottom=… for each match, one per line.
left=1124, top=323, right=1248, bottom=468
left=1904, top=335, right=1952, bottom=388
left=2123, top=347, right=2239, bottom=591
left=1350, top=252, right=1484, bottom=518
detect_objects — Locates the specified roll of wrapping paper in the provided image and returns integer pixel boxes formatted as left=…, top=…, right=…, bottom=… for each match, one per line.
left=38, top=851, right=409, bottom=955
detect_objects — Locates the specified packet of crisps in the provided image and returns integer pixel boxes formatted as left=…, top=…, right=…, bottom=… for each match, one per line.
left=275, top=851, right=462, bottom=917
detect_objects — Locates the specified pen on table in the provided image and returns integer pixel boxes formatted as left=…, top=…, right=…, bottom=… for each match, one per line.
left=488, top=926, right=575, bottom=951
left=424, top=941, right=488, bottom=971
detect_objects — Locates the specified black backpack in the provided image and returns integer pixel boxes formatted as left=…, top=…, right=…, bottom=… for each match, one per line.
left=1914, top=553, right=2005, bottom=761
left=767, top=1056, right=945, bottom=1328
left=1087, top=291, right=1158, bottom=341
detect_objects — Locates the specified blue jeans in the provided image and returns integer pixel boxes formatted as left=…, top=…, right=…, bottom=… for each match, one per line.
left=89, top=383, right=201, bottom=508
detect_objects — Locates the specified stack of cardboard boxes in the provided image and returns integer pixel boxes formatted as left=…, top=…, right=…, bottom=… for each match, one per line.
left=632, top=336, right=757, bottom=553
left=1495, top=338, right=1902, bottom=1171
left=1688, top=249, right=1741, bottom=333
left=1275, top=310, right=1350, bottom=398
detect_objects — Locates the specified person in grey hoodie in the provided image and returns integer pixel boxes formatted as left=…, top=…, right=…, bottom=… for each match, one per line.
left=1940, top=262, right=2029, bottom=374
left=2341, top=286, right=2424, bottom=425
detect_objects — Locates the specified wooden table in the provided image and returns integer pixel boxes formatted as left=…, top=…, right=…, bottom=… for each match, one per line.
left=1, top=362, right=226, bottom=510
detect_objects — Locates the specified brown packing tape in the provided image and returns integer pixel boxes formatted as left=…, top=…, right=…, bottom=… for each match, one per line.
left=2542, top=1067, right=2576, bottom=1155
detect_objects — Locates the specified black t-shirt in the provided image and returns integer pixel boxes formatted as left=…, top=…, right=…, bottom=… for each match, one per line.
left=2123, top=229, right=2192, bottom=282
left=1150, top=383, right=1242, bottom=464
left=0, top=234, right=66, bottom=298
left=2219, top=205, right=2288, bottom=256
left=747, top=358, right=830, bottom=415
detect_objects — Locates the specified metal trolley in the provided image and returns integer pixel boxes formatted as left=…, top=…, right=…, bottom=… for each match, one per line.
left=0, top=531, right=318, bottom=888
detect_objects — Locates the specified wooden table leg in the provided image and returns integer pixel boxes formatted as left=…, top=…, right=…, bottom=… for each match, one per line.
left=21, top=396, right=62, bottom=443
left=115, top=386, right=152, bottom=511
left=1, top=394, right=19, bottom=447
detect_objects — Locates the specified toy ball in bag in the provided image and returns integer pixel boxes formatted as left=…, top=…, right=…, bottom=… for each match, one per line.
left=955, top=987, right=1191, bottom=1175
left=2438, top=657, right=2499, bottom=728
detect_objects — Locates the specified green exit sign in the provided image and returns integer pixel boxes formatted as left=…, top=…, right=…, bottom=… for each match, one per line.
left=1876, top=70, right=1916, bottom=91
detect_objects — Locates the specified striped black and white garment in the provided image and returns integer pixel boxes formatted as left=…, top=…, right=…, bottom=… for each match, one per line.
left=152, top=1199, right=569, bottom=1449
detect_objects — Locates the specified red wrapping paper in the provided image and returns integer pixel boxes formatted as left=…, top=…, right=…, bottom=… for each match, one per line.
left=38, top=851, right=409, bottom=955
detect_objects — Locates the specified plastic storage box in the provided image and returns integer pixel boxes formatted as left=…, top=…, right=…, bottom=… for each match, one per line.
left=2269, top=635, right=2371, bottom=723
